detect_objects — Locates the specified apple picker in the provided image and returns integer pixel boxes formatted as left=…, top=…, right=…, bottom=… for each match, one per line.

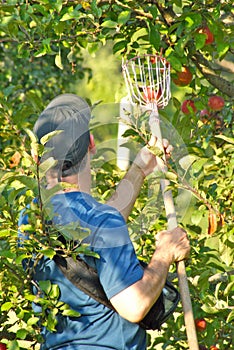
left=122, top=54, right=200, bottom=350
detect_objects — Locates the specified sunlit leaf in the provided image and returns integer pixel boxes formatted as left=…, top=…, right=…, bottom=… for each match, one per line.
left=55, top=50, right=64, bottom=70
left=40, top=130, right=64, bottom=145
left=39, top=157, right=58, bottom=178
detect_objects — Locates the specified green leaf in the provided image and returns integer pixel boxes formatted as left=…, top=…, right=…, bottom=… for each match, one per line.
left=224, top=280, right=234, bottom=297
left=165, top=171, right=178, bottom=182
left=121, top=128, right=138, bottom=138
left=39, top=157, right=58, bottom=178
left=185, top=13, right=202, bottom=29
left=217, top=42, right=229, bottom=60
left=113, top=40, right=128, bottom=54
left=41, top=248, right=56, bottom=259
left=39, top=280, right=52, bottom=294
left=91, top=0, right=102, bottom=18
left=191, top=210, right=203, bottom=225
left=56, top=222, right=90, bottom=241
left=149, top=23, right=160, bottom=51
left=14, top=175, right=38, bottom=192
left=15, top=254, right=29, bottom=264
left=54, top=0, right=63, bottom=12
left=27, top=316, right=40, bottom=326
left=167, top=54, right=182, bottom=71
left=40, top=130, right=64, bottom=145
left=55, top=50, right=64, bottom=70
left=194, top=33, right=206, bottom=50
left=0, top=250, right=15, bottom=259
left=62, top=308, right=81, bottom=317
left=16, top=328, right=28, bottom=340
left=227, top=310, right=234, bottom=323
left=60, top=10, right=80, bottom=21
left=49, top=284, right=60, bottom=299
left=25, top=128, right=38, bottom=143
left=179, top=155, right=197, bottom=171
left=148, top=5, right=158, bottom=19
left=147, top=145, right=164, bottom=157
left=40, top=183, right=63, bottom=204
left=1, top=302, right=13, bottom=311
left=131, top=28, right=148, bottom=42
left=0, top=229, right=12, bottom=237
left=101, top=20, right=117, bottom=28
left=118, top=10, right=131, bottom=25
left=215, top=135, right=234, bottom=145
left=74, top=245, right=99, bottom=258
left=201, top=303, right=219, bottom=314
left=47, top=308, right=58, bottom=331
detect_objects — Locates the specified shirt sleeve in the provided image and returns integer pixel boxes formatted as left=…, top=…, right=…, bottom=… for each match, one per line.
left=91, top=209, right=144, bottom=299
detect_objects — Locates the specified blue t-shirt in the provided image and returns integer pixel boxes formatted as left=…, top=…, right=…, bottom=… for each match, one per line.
left=19, top=192, right=146, bottom=350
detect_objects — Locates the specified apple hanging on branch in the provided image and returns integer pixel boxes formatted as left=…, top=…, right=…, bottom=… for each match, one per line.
left=172, top=66, right=193, bottom=86
left=197, top=25, right=214, bottom=45
left=195, top=318, right=207, bottom=332
left=208, top=95, right=225, bottom=111
left=181, top=99, right=197, bottom=115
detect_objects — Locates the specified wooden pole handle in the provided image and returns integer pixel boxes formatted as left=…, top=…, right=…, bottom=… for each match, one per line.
left=149, top=111, right=199, bottom=350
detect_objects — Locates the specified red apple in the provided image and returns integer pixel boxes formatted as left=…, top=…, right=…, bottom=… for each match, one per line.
left=181, top=99, right=197, bottom=114
left=0, top=343, right=7, bottom=350
left=143, top=86, right=162, bottom=102
left=208, top=95, right=225, bottom=111
left=197, top=26, right=214, bottom=45
left=200, top=109, right=210, bottom=117
left=195, top=318, right=207, bottom=332
left=200, top=109, right=210, bottom=123
left=210, top=346, right=218, bottom=350
left=173, top=66, right=193, bottom=86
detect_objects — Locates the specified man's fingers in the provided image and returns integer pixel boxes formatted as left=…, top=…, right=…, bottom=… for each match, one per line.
left=166, top=144, right=173, bottom=154
left=148, top=135, right=158, bottom=147
left=162, top=138, right=169, bottom=148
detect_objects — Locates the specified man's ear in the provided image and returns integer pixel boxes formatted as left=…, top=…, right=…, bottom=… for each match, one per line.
left=89, top=133, right=96, bottom=155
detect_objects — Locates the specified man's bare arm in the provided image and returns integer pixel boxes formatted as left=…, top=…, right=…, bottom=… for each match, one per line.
left=110, top=227, right=190, bottom=323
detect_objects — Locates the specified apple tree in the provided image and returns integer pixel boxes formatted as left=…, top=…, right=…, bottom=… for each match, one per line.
left=0, top=0, right=233, bottom=349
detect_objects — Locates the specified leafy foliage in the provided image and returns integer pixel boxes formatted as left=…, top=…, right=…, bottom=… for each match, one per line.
left=0, top=0, right=233, bottom=349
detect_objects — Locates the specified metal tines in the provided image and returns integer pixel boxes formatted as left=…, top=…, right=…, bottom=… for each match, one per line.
left=122, top=54, right=171, bottom=110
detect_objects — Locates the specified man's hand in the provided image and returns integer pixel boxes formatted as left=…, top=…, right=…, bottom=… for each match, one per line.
left=107, top=135, right=173, bottom=221
left=155, top=227, right=191, bottom=264
left=134, top=136, right=173, bottom=177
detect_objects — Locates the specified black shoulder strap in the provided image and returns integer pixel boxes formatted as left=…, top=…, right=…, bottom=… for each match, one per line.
left=53, top=254, right=115, bottom=311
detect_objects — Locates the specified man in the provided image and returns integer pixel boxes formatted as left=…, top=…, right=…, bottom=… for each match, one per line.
left=19, top=93, right=190, bottom=350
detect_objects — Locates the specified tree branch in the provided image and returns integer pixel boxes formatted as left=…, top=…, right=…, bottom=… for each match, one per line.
left=192, top=53, right=234, bottom=98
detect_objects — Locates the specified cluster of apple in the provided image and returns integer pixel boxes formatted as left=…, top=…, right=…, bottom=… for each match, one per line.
left=181, top=94, right=225, bottom=133
left=172, top=25, right=214, bottom=87
left=181, top=95, right=225, bottom=117
left=195, top=319, right=219, bottom=350
left=143, top=25, right=214, bottom=107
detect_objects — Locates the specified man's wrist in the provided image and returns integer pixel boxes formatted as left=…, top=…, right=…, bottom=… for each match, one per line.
left=131, top=162, right=146, bottom=179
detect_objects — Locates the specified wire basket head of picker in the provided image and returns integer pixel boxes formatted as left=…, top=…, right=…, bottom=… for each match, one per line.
left=122, top=54, right=171, bottom=112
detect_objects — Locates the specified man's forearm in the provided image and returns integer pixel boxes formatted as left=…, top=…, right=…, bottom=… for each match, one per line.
left=107, top=163, right=145, bottom=221
left=110, top=247, right=172, bottom=323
